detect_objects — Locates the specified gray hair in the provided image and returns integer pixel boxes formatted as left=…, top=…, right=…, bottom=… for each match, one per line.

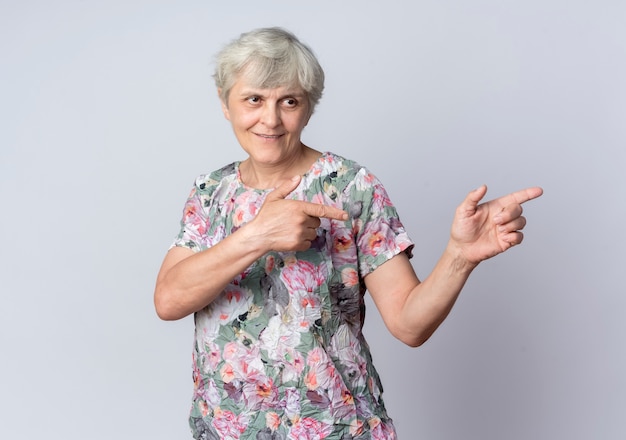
left=213, top=27, right=325, bottom=113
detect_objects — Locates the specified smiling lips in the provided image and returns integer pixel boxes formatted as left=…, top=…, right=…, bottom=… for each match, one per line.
left=255, top=133, right=284, bottom=139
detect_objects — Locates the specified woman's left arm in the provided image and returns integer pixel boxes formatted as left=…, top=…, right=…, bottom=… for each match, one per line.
left=365, top=185, right=543, bottom=347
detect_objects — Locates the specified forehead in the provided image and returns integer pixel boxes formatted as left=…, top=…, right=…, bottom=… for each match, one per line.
left=231, top=76, right=306, bottom=97
left=232, top=63, right=305, bottom=93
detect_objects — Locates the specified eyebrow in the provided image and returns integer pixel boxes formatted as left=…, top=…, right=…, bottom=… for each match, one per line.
left=237, top=88, right=306, bottom=99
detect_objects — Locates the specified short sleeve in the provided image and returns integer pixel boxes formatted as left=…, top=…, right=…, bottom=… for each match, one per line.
left=170, top=180, right=210, bottom=252
left=350, top=169, right=414, bottom=277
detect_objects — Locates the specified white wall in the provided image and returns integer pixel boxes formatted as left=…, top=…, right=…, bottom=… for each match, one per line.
left=1, top=1, right=624, bottom=438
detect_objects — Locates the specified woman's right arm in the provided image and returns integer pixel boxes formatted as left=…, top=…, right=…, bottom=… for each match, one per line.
left=154, top=228, right=269, bottom=321
left=154, top=175, right=348, bottom=320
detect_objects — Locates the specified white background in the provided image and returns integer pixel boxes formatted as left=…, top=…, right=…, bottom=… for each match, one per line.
left=1, top=1, right=625, bottom=439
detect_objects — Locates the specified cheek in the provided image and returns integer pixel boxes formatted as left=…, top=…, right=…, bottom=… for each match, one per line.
left=285, top=113, right=310, bottom=132
left=231, top=113, right=258, bottom=130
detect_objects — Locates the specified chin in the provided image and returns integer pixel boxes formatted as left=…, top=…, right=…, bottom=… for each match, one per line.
left=247, top=144, right=299, bottom=163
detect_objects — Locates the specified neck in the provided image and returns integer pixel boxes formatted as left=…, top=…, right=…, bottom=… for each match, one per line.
left=240, top=145, right=321, bottom=189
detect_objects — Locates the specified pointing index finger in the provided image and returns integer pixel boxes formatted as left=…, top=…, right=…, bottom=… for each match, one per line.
left=509, top=187, right=544, bottom=205
left=301, top=201, right=348, bottom=221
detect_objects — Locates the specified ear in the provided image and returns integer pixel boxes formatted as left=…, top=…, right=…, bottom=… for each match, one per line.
left=217, top=88, right=230, bottom=121
left=304, top=105, right=314, bottom=126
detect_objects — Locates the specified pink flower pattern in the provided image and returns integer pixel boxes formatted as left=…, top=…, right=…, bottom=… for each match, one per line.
left=173, top=153, right=413, bottom=439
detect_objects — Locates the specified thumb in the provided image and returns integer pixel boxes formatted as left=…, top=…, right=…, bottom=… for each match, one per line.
left=265, top=175, right=301, bottom=202
left=462, top=184, right=488, bottom=212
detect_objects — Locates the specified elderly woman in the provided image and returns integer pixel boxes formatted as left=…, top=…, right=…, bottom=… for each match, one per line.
left=155, top=27, right=542, bottom=440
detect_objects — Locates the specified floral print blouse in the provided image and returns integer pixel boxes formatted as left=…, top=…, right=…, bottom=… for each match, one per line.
left=172, top=152, right=414, bottom=440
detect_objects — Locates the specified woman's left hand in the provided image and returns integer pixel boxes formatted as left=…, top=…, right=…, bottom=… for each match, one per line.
left=450, top=185, right=544, bottom=265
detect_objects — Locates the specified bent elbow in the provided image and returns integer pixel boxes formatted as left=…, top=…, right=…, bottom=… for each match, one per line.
left=154, top=288, right=185, bottom=321
left=402, top=335, right=429, bottom=348
left=392, top=327, right=433, bottom=348
left=155, top=303, right=178, bottom=321
left=394, top=333, right=421, bottom=348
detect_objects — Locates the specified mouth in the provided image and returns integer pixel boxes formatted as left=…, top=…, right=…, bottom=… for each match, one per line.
left=254, top=132, right=284, bottom=140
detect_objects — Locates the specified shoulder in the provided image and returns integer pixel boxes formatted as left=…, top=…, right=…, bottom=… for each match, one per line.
left=315, top=152, right=384, bottom=192
left=191, top=162, right=239, bottom=194
left=313, top=152, right=373, bottom=181
left=317, top=151, right=362, bottom=175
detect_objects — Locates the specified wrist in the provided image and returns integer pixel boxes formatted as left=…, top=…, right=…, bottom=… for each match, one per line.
left=237, top=219, right=271, bottom=257
left=444, top=240, right=479, bottom=274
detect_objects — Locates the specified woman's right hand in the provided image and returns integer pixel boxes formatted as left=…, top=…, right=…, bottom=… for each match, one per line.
left=154, top=175, right=347, bottom=320
left=246, top=175, right=348, bottom=253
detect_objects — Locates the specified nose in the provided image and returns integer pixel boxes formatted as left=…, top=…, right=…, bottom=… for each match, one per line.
left=260, top=103, right=281, bottom=128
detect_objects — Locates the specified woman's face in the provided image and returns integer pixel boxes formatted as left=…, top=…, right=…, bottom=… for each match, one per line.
left=221, top=75, right=311, bottom=167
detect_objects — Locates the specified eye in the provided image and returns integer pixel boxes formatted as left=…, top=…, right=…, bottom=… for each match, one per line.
left=246, top=96, right=261, bottom=104
left=282, top=97, right=298, bottom=108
